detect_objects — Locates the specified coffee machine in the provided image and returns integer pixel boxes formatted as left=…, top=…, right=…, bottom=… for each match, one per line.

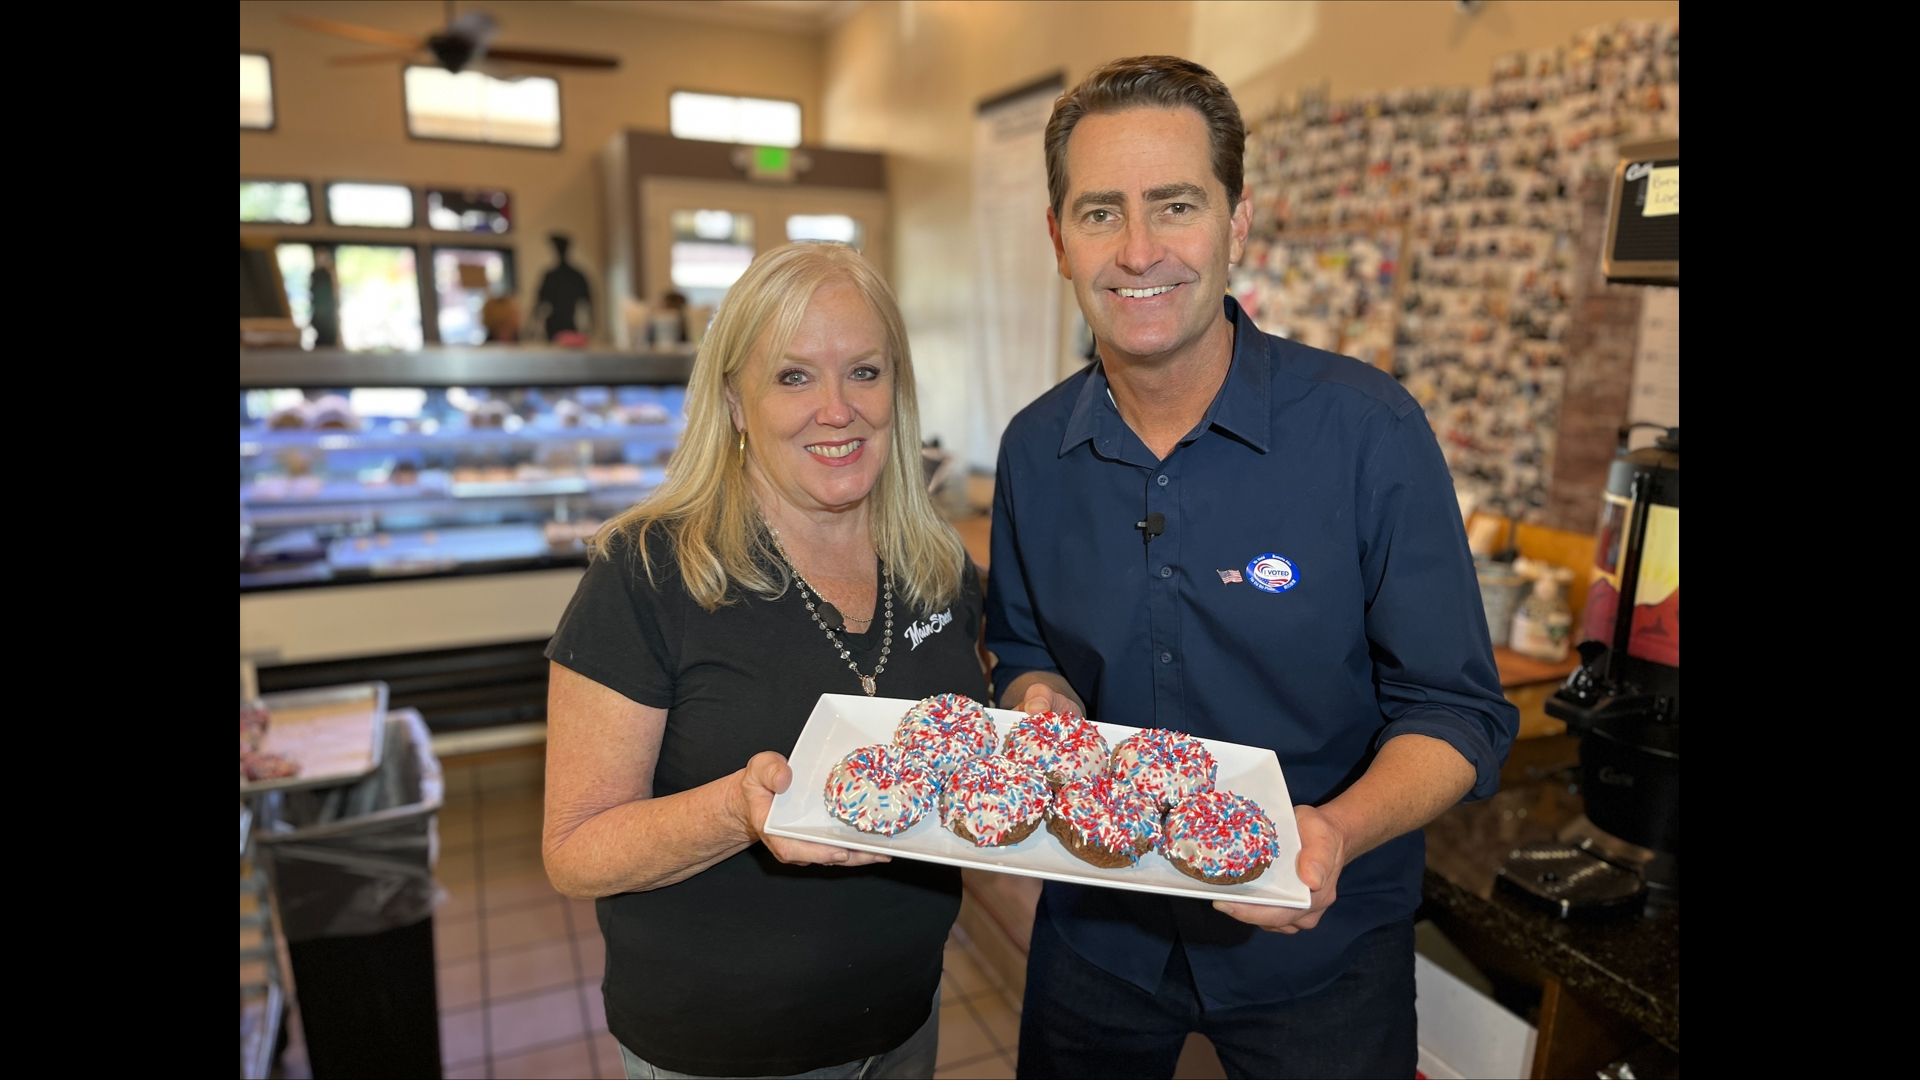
left=1507, top=138, right=1679, bottom=916
left=1546, top=426, right=1680, bottom=895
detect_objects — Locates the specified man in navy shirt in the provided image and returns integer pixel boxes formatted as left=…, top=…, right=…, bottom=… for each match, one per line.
left=987, top=57, right=1518, bottom=1078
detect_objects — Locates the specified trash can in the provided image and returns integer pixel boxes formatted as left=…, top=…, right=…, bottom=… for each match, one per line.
left=255, top=708, right=444, bottom=1079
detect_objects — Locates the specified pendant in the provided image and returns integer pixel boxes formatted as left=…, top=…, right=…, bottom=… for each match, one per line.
left=817, top=601, right=846, bottom=631
left=861, top=675, right=877, bottom=696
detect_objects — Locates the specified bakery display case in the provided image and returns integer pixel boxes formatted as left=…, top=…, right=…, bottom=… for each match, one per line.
left=241, top=349, right=690, bottom=591
left=240, top=349, right=694, bottom=727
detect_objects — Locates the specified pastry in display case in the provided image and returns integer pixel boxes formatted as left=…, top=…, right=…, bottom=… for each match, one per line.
left=240, top=357, right=688, bottom=591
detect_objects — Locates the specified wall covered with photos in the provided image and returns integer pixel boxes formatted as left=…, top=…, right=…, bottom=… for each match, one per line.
left=1232, top=19, right=1679, bottom=522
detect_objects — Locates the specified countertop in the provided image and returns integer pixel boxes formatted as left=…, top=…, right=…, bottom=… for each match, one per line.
left=1422, top=737, right=1680, bottom=1050
left=1492, top=645, right=1580, bottom=688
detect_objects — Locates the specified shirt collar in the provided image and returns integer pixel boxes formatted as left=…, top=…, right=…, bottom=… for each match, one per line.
left=1059, top=296, right=1271, bottom=458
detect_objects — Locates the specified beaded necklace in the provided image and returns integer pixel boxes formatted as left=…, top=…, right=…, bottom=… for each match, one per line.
left=771, top=532, right=894, bottom=696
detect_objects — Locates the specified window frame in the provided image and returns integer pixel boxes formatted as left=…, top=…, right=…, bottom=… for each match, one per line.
left=240, top=51, right=277, bottom=132
left=245, top=176, right=523, bottom=348
left=668, top=89, right=805, bottom=148
left=401, top=65, right=565, bottom=152
left=239, top=177, right=315, bottom=225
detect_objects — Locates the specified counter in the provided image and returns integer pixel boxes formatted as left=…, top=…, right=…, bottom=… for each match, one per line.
left=1421, top=734, right=1680, bottom=1072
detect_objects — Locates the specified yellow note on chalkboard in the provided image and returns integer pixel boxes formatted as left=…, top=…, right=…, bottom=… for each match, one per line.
left=1643, top=166, right=1678, bottom=217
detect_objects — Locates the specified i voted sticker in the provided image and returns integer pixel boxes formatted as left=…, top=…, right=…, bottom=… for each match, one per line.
left=1245, top=553, right=1299, bottom=594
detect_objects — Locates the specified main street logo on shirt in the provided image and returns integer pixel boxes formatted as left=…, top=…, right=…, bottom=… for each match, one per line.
left=906, top=608, right=954, bottom=649
left=1245, top=553, right=1299, bottom=594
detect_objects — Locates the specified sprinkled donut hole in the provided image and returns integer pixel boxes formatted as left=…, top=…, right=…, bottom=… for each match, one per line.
left=823, top=745, right=937, bottom=835
left=1047, top=772, right=1162, bottom=868
left=1111, top=729, right=1218, bottom=810
left=1002, top=711, right=1110, bottom=788
left=940, top=756, right=1051, bottom=847
left=1162, top=789, right=1280, bottom=885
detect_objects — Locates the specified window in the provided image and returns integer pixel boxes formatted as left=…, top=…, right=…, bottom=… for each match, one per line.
left=787, top=214, right=863, bottom=250
left=405, top=67, right=561, bottom=149
left=669, top=209, right=755, bottom=307
left=248, top=179, right=524, bottom=349
left=669, top=92, right=802, bottom=147
left=433, top=248, right=515, bottom=345
left=251, top=182, right=520, bottom=350
left=241, top=180, right=312, bottom=224
left=334, top=245, right=424, bottom=351
left=428, top=189, right=512, bottom=234
left=269, top=242, right=424, bottom=350
left=327, top=183, right=415, bottom=228
left=241, top=53, right=274, bottom=130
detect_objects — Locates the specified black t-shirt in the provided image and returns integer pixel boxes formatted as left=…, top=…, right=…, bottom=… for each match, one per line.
left=545, top=530, right=987, bottom=1076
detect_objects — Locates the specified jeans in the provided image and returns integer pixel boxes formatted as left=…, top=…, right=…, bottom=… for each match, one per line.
left=619, top=989, right=941, bottom=1079
left=1017, top=906, right=1417, bottom=1079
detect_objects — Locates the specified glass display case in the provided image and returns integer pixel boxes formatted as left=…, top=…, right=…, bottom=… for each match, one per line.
left=240, top=349, right=693, bottom=592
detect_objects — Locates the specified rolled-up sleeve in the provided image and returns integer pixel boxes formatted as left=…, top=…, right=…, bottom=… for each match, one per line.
left=984, top=442, right=1059, bottom=703
left=1358, top=409, right=1519, bottom=800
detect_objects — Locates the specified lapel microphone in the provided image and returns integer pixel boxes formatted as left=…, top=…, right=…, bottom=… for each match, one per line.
left=1135, top=512, right=1166, bottom=544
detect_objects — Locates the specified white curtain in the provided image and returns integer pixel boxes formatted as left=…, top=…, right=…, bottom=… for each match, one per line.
left=967, top=78, right=1064, bottom=472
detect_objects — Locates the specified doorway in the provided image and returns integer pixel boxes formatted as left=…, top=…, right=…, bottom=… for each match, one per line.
left=639, top=177, right=890, bottom=315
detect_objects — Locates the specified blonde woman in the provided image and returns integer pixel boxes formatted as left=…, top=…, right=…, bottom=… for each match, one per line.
left=542, top=243, right=985, bottom=1080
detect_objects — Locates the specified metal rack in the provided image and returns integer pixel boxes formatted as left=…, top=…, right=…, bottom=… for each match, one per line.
left=239, top=802, right=286, bottom=1079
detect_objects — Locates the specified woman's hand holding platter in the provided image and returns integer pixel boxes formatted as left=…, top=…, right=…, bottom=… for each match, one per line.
left=740, top=751, right=892, bottom=868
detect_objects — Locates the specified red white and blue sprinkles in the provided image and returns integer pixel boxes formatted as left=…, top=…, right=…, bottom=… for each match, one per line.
left=894, top=694, right=996, bottom=778
left=1052, top=772, right=1162, bottom=862
left=823, top=744, right=937, bottom=835
left=1162, top=789, right=1280, bottom=880
left=1002, top=711, right=1111, bottom=786
left=1111, top=729, right=1219, bottom=809
left=940, top=756, right=1051, bottom=846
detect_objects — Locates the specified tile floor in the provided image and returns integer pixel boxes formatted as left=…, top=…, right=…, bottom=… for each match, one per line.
left=433, top=748, right=1023, bottom=1079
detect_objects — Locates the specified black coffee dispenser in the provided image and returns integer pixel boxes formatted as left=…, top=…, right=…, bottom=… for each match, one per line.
left=1544, top=426, right=1680, bottom=903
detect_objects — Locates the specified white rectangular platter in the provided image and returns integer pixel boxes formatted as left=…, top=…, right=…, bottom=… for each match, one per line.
left=764, top=694, right=1310, bottom=908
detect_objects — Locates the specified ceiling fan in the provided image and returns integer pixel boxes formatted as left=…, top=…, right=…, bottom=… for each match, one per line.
left=285, top=3, right=619, bottom=74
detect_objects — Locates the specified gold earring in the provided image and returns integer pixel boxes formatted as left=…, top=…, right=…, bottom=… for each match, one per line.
left=737, top=429, right=746, bottom=453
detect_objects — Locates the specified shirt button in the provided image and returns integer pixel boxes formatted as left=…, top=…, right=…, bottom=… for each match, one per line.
left=1157, top=474, right=1169, bottom=487
left=1160, top=566, right=1172, bottom=578
left=1160, top=651, right=1173, bottom=664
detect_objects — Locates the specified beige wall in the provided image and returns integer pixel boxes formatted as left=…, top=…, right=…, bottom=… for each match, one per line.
left=820, top=0, right=1679, bottom=463
left=239, top=0, right=825, bottom=339
left=822, top=0, right=1199, bottom=465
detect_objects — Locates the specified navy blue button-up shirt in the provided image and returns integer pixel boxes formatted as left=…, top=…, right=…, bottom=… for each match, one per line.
left=986, top=297, right=1517, bottom=1008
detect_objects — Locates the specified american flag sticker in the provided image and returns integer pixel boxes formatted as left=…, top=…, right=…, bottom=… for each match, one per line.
left=1217, top=569, right=1244, bottom=584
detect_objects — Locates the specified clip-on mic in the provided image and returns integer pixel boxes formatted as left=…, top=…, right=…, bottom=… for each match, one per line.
left=1135, top=512, right=1166, bottom=544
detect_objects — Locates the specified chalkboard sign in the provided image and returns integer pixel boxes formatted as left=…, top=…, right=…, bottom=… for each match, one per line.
left=1603, top=137, right=1678, bottom=286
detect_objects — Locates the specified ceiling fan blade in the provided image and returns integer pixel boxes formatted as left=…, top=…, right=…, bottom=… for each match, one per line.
left=329, top=50, right=424, bottom=67
left=283, top=14, right=425, bottom=50
left=484, top=45, right=620, bottom=70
